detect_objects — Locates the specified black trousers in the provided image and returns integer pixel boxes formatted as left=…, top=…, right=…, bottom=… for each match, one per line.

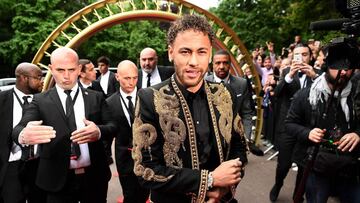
left=119, top=174, right=149, bottom=203
left=0, top=159, right=45, bottom=203
left=46, top=167, right=108, bottom=203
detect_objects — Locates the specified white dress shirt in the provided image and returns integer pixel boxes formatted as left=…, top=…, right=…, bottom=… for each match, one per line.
left=119, top=88, right=137, bottom=126
left=9, top=87, right=34, bottom=162
left=100, top=71, right=110, bottom=94
left=55, top=84, right=91, bottom=169
left=213, top=74, right=230, bottom=84
left=141, top=66, right=162, bottom=88
left=285, top=72, right=308, bottom=88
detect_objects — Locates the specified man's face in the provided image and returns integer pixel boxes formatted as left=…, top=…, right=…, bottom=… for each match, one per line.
left=168, top=30, right=211, bottom=92
left=213, top=54, right=230, bottom=79
left=26, top=69, right=43, bottom=93
left=82, top=63, right=97, bottom=82
left=295, top=35, right=301, bottom=43
left=293, top=47, right=311, bottom=64
left=140, top=50, right=157, bottom=74
left=98, top=62, right=108, bottom=74
left=116, top=66, right=138, bottom=94
left=326, top=68, right=353, bottom=88
left=50, top=57, right=81, bottom=90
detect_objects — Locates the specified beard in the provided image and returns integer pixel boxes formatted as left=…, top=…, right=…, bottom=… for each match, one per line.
left=325, top=70, right=352, bottom=89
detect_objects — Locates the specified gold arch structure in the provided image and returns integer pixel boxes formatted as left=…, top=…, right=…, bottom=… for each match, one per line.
left=32, top=0, right=264, bottom=144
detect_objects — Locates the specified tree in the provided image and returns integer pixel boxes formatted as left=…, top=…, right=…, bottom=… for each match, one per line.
left=0, top=0, right=93, bottom=76
left=212, top=0, right=342, bottom=53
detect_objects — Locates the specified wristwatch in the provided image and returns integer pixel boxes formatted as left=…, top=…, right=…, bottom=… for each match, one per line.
left=207, top=172, right=214, bottom=190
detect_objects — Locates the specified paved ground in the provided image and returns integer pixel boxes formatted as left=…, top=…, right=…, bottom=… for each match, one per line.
left=106, top=145, right=339, bottom=203
left=106, top=145, right=297, bottom=203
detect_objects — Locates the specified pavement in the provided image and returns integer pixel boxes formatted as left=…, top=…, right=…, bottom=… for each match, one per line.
left=106, top=145, right=339, bottom=203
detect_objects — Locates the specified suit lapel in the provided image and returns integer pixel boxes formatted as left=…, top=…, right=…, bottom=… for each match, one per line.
left=81, top=87, right=90, bottom=118
left=49, top=87, right=67, bottom=123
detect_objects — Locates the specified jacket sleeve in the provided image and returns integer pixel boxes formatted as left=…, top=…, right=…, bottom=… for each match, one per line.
left=285, top=89, right=312, bottom=143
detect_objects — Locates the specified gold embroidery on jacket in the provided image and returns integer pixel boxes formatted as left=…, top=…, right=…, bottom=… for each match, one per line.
left=154, top=85, right=186, bottom=169
left=132, top=97, right=174, bottom=182
left=234, top=113, right=249, bottom=151
left=209, top=83, right=233, bottom=145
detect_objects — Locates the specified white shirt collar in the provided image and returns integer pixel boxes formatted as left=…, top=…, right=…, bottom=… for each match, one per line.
left=119, top=87, right=137, bottom=99
left=213, top=73, right=230, bottom=84
left=13, top=87, right=33, bottom=103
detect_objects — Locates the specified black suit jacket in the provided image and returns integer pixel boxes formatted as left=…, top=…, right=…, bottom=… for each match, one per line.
left=0, top=89, right=14, bottom=186
left=105, top=92, right=135, bottom=175
left=78, top=80, right=105, bottom=96
left=136, top=66, right=174, bottom=89
left=273, top=67, right=317, bottom=147
left=97, top=71, right=119, bottom=97
left=205, top=74, right=254, bottom=138
left=12, top=87, right=112, bottom=192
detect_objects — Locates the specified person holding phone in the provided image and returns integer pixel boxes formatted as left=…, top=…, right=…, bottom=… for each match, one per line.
left=270, top=43, right=320, bottom=202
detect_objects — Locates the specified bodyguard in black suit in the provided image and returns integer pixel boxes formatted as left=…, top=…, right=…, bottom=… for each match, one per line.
left=105, top=60, right=149, bottom=203
left=0, top=63, right=44, bottom=203
left=12, top=48, right=113, bottom=203
left=270, top=43, right=320, bottom=201
left=136, top=47, right=174, bottom=89
left=78, top=59, right=105, bottom=95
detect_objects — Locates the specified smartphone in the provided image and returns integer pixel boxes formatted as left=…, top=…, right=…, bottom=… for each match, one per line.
left=293, top=54, right=302, bottom=62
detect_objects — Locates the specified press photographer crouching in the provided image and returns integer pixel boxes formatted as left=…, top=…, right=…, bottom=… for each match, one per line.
left=285, top=41, right=360, bottom=203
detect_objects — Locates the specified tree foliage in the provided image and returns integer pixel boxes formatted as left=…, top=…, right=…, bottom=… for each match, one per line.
left=212, top=0, right=343, bottom=53
left=0, top=0, right=347, bottom=76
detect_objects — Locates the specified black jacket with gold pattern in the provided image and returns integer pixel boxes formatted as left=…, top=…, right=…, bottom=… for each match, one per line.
left=132, top=76, right=248, bottom=203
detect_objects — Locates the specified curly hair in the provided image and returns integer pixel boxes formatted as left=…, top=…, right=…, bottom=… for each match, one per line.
left=167, top=14, right=215, bottom=46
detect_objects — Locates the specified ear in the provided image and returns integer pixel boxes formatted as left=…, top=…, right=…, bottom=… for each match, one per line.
left=115, top=73, right=120, bottom=82
left=168, top=45, right=173, bottom=62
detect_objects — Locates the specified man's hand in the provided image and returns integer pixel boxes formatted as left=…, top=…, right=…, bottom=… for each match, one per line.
left=300, top=63, right=317, bottom=79
left=337, top=133, right=360, bottom=152
left=20, top=120, right=56, bottom=145
left=70, top=118, right=100, bottom=144
left=211, top=158, right=242, bottom=187
left=288, top=61, right=303, bottom=78
left=206, top=187, right=229, bottom=203
left=308, top=128, right=325, bottom=143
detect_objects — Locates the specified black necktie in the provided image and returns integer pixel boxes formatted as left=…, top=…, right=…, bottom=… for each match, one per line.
left=64, top=90, right=81, bottom=160
left=147, top=73, right=151, bottom=87
left=298, top=71, right=304, bottom=78
left=126, top=96, right=134, bottom=124
left=21, top=96, right=35, bottom=160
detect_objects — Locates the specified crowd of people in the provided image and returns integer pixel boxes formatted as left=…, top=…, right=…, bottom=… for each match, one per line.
left=0, top=14, right=359, bottom=203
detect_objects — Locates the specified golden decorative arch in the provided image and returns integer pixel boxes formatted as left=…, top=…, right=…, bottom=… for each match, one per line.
left=33, top=0, right=263, bottom=144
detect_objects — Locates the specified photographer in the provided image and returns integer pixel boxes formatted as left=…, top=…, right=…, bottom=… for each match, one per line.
left=285, top=42, right=360, bottom=203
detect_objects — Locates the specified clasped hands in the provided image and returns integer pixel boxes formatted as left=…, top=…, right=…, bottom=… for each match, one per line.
left=19, top=119, right=100, bottom=145
left=206, top=158, right=243, bottom=203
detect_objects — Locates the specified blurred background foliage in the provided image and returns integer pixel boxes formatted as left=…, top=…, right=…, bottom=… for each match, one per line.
left=0, top=0, right=345, bottom=76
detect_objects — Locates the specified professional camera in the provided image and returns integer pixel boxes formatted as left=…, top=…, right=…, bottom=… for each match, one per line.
left=310, top=0, right=360, bottom=70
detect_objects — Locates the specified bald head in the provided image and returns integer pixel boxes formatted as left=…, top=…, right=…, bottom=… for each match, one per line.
left=50, top=47, right=79, bottom=65
left=116, top=60, right=138, bottom=94
left=49, top=47, right=81, bottom=90
left=140, top=47, right=158, bottom=74
left=15, top=62, right=43, bottom=94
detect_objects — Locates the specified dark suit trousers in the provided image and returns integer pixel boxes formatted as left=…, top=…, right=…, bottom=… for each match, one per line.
left=119, top=173, right=149, bottom=203
left=46, top=167, right=108, bottom=203
left=0, top=159, right=45, bottom=203
left=1, top=161, right=25, bottom=203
